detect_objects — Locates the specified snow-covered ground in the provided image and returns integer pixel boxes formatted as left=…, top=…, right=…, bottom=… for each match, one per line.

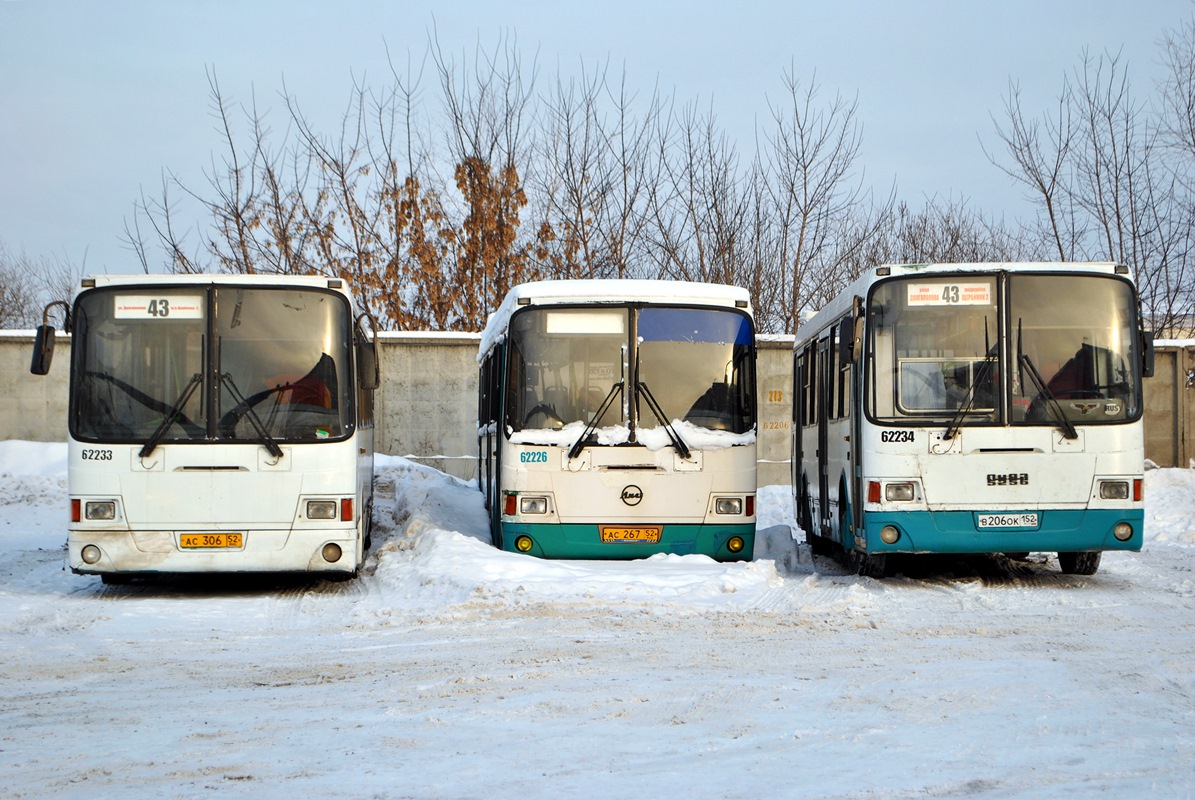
left=2, top=441, right=1194, bottom=799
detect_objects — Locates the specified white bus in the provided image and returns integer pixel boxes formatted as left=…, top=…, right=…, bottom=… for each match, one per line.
left=793, top=262, right=1153, bottom=577
left=478, top=280, right=758, bottom=560
left=31, top=274, right=378, bottom=582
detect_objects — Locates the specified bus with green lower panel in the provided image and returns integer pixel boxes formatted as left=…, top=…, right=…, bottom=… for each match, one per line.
left=793, top=262, right=1153, bottom=577
left=478, top=280, right=757, bottom=560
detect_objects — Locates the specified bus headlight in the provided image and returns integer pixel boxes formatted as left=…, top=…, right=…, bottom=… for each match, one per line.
left=1114, top=522, right=1134, bottom=541
left=307, top=500, right=338, bottom=520
left=880, top=525, right=901, bottom=544
left=715, top=497, right=743, bottom=515
left=519, top=496, right=549, bottom=515
left=84, top=501, right=116, bottom=521
left=321, top=543, right=342, bottom=562
left=81, top=544, right=102, bottom=564
left=514, top=535, right=534, bottom=553
left=1099, top=481, right=1130, bottom=500
left=726, top=536, right=745, bottom=554
left=884, top=483, right=915, bottom=502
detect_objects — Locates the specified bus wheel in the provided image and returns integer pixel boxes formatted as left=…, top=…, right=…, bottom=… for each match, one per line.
left=362, top=504, right=374, bottom=551
left=848, top=549, right=890, bottom=579
left=799, top=483, right=827, bottom=554
left=806, top=532, right=833, bottom=557
left=1058, top=551, right=1101, bottom=575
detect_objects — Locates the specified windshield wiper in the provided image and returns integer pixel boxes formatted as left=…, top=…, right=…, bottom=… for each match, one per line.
left=944, top=334, right=999, bottom=441
left=86, top=370, right=203, bottom=434
left=637, top=381, right=692, bottom=460
left=138, top=373, right=204, bottom=458
left=568, top=382, right=623, bottom=460
left=1016, top=318, right=1078, bottom=440
left=1019, top=353, right=1078, bottom=440
left=218, top=373, right=284, bottom=458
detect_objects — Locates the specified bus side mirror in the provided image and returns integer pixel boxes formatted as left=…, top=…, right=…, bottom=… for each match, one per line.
left=355, top=312, right=380, bottom=390
left=30, top=324, right=56, bottom=375
left=357, top=341, right=379, bottom=390
left=840, top=296, right=864, bottom=363
left=30, top=300, right=71, bottom=376
left=837, top=317, right=852, bottom=364
left=1141, top=330, right=1155, bottom=378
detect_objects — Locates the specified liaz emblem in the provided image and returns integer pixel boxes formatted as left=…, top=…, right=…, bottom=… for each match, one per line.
left=620, top=485, right=643, bottom=506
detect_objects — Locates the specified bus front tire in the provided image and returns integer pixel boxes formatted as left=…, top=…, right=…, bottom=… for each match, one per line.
left=1058, top=551, right=1101, bottom=575
left=849, top=550, right=890, bottom=579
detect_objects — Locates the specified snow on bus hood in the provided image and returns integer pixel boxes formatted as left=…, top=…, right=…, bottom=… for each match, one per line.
left=508, top=420, right=756, bottom=450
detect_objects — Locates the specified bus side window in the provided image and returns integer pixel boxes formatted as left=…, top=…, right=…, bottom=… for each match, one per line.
left=802, top=343, right=817, bottom=427
left=828, top=328, right=839, bottom=421
left=792, top=351, right=804, bottom=426
left=808, top=346, right=816, bottom=427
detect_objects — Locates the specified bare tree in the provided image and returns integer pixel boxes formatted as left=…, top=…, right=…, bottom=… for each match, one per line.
left=988, top=43, right=1195, bottom=334
left=0, top=240, right=75, bottom=328
left=859, top=196, right=1042, bottom=268
left=1157, top=15, right=1195, bottom=332
left=123, top=30, right=1126, bottom=340
left=762, top=70, right=883, bottom=331
left=430, top=30, right=542, bottom=328
left=1161, top=15, right=1195, bottom=160
left=535, top=63, right=663, bottom=280
left=986, top=80, right=1078, bottom=261
left=647, top=101, right=753, bottom=287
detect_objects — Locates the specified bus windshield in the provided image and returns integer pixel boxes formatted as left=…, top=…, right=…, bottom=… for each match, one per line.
left=506, top=305, right=755, bottom=436
left=71, top=286, right=354, bottom=444
left=866, top=273, right=1141, bottom=426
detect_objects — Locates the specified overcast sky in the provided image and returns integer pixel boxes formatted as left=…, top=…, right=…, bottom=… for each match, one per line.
left=2, top=0, right=1192, bottom=275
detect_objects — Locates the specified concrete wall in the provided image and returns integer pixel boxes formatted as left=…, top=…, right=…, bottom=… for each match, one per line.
left=1144, top=342, right=1195, bottom=468
left=4, top=330, right=1191, bottom=481
left=0, top=331, right=70, bottom=441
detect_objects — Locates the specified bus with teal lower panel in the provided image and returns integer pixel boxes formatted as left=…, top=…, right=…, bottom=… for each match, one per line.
left=478, top=280, right=758, bottom=561
left=793, top=262, right=1153, bottom=577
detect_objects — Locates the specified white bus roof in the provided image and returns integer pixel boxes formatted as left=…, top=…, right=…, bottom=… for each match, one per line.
left=479, top=279, right=752, bottom=360
left=795, top=261, right=1126, bottom=344
left=77, top=273, right=351, bottom=296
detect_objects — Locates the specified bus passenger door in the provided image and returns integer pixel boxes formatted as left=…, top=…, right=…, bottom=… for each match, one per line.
left=478, top=351, right=501, bottom=522
left=816, top=336, right=831, bottom=537
left=791, top=350, right=803, bottom=489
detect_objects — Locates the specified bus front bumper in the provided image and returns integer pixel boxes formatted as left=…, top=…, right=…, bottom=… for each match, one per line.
left=496, top=522, right=756, bottom=561
left=859, top=508, right=1144, bottom=554
left=67, top=527, right=361, bottom=576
